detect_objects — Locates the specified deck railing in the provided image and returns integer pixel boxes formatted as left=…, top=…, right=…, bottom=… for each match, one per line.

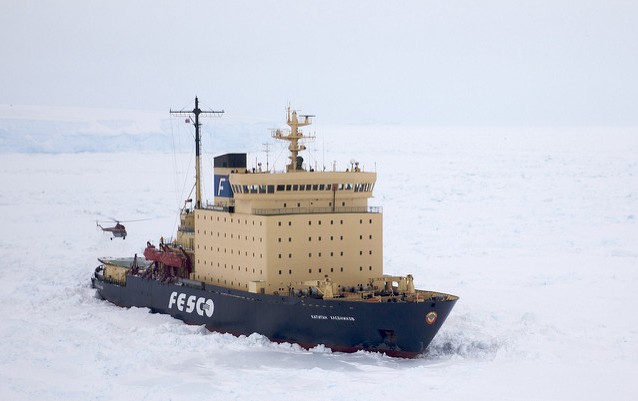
left=253, top=206, right=382, bottom=216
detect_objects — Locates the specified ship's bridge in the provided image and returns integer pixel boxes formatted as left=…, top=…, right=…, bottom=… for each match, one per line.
left=229, top=170, right=377, bottom=215
left=229, top=171, right=376, bottom=199
left=225, top=170, right=377, bottom=215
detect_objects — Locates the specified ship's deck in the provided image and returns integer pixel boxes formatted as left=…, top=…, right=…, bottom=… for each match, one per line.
left=98, top=257, right=152, bottom=269
left=95, top=257, right=458, bottom=305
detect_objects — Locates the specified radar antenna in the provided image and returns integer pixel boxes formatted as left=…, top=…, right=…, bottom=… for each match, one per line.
left=271, top=106, right=316, bottom=172
left=262, top=142, right=271, bottom=172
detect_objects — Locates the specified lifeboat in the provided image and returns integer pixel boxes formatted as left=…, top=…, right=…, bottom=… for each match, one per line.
left=143, top=243, right=183, bottom=268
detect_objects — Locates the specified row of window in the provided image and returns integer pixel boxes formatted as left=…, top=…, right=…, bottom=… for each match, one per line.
left=278, top=266, right=374, bottom=275
left=198, top=231, right=264, bottom=242
left=199, top=246, right=373, bottom=258
left=197, top=232, right=374, bottom=243
left=199, top=247, right=266, bottom=259
left=278, top=234, right=373, bottom=243
left=278, top=250, right=373, bottom=258
left=231, top=182, right=374, bottom=195
left=196, top=260, right=375, bottom=275
left=200, top=214, right=264, bottom=226
left=196, top=262, right=264, bottom=275
left=199, top=215, right=375, bottom=227
left=277, top=218, right=374, bottom=226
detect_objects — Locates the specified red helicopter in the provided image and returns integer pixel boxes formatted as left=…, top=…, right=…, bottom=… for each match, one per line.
left=97, top=220, right=128, bottom=240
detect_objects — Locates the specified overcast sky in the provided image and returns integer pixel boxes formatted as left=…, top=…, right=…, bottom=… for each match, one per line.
left=1, top=0, right=636, bottom=125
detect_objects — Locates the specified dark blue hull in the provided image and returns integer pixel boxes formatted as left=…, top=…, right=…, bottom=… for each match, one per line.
left=91, top=272, right=457, bottom=358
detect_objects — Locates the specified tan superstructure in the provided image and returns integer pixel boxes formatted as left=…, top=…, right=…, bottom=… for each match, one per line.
left=176, top=108, right=385, bottom=296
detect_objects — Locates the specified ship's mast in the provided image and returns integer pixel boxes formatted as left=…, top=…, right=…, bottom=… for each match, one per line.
left=170, top=97, right=224, bottom=209
left=272, top=107, right=315, bottom=172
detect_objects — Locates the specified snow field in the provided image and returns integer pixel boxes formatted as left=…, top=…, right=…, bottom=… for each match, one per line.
left=1, top=126, right=637, bottom=400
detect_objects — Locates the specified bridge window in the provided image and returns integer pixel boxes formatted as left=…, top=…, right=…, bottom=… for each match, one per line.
left=277, top=184, right=285, bottom=191
left=267, top=185, right=275, bottom=193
